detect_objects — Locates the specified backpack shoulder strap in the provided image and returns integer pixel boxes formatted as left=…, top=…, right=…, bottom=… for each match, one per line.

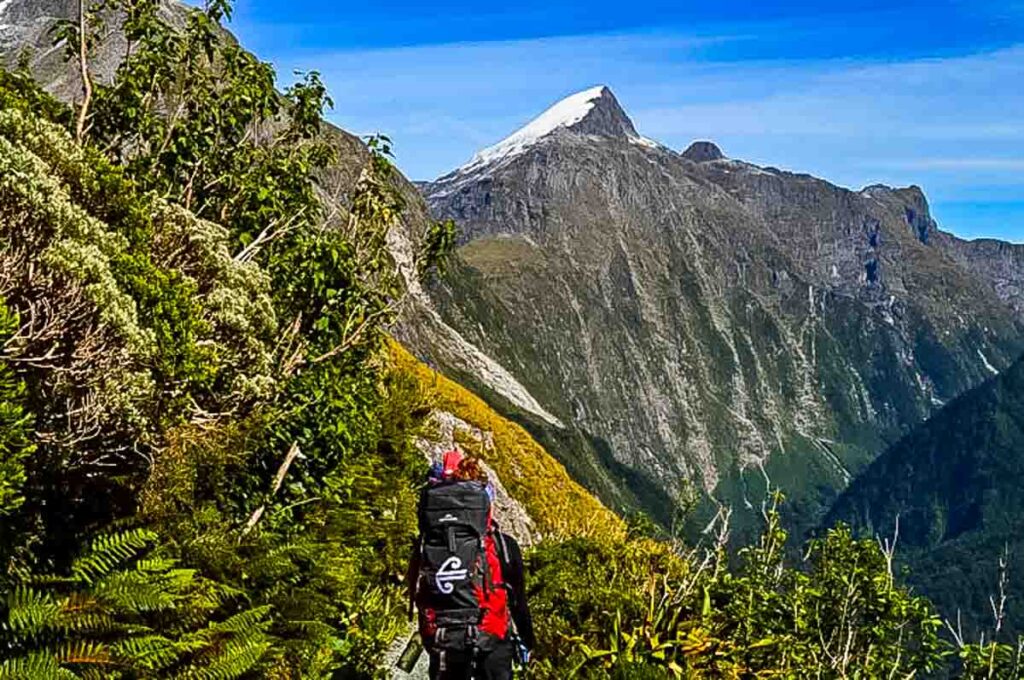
left=494, top=529, right=511, bottom=568
left=487, top=520, right=509, bottom=564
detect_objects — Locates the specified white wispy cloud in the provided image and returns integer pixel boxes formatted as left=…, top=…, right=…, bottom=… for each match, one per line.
left=880, top=159, right=1024, bottom=170
left=253, top=23, right=1023, bottom=238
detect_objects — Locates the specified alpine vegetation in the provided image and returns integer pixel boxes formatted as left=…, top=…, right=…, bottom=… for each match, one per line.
left=0, top=0, right=450, bottom=674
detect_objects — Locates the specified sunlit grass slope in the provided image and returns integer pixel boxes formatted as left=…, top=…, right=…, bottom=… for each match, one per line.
left=388, top=340, right=624, bottom=540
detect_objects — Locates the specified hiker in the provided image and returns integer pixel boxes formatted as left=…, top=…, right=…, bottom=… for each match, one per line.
left=409, top=450, right=535, bottom=680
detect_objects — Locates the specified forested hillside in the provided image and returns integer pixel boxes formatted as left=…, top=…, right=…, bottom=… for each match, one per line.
left=0, top=1, right=1022, bottom=678
left=826, top=352, right=1024, bottom=640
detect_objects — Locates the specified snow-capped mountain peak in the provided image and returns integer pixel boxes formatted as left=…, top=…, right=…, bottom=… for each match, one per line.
left=447, top=85, right=658, bottom=179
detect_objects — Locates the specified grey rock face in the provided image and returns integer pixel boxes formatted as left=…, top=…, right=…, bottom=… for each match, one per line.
left=681, top=141, right=725, bottom=162
left=0, top=0, right=193, bottom=101
left=933, top=233, right=1024, bottom=317
left=563, top=86, right=639, bottom=139
left=410, top=87, right=1024, bottom=536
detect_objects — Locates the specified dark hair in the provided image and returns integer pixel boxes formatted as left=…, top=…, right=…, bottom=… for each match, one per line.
left=452, top=457, right=488, bottom=483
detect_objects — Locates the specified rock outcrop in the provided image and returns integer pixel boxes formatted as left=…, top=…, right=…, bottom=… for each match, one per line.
left=681, top=140, right=725, bottom=162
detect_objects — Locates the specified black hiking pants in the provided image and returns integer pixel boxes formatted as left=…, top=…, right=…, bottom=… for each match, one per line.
left=427, top=640, right=514, bottom=680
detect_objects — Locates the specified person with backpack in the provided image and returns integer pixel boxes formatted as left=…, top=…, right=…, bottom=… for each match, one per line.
left=409, top=450, right=535, bottom=679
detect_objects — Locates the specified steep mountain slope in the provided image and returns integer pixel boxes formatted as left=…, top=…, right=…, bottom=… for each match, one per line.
left=403, top=85, right=1024, bottom=535
left=0, top=0, right=187, bottom=98
left=933, top=232, right=1024, bottom=317
left=825, top=353, right=1024, bottom=636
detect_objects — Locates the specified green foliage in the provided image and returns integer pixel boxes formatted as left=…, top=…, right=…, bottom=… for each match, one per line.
left=0, top=299, right=32, bottom=520
left=0, top=0, right=431, bottom=674
left=418, top=218, right=457, bottom=280
left=0, top=528, right=273, bottom=679
left=527, top=496, right=947, bottom=678
left=957, top=639, right=1024, bottom=678
left=87, top=0, right=333, bottom=251
left=0, top=101, right=278, bottom=562
left=0, top=66, right=71, bottom=127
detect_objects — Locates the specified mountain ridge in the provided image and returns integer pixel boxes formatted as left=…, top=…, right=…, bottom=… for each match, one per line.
left=5, top=2, right=1024, bottom=673
left=432, top=85, right=662, bottom=198
left=405, top=84, right=1024, bottom=535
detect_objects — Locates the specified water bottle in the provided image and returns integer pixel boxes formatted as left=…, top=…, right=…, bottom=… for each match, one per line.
left=397, top=632, right=424, bottom=673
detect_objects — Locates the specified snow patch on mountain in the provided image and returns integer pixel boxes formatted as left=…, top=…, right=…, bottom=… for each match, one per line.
left=978, top=349, right=999, bottom=375
left=466, top=85, right=607, bottom=170
left=443, top=85, right=661, bottom=181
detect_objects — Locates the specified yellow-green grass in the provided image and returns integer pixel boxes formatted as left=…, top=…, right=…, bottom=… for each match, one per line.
left=458, top=235, right=543, bottom=276
left=388, top=340, right=624, bottom=541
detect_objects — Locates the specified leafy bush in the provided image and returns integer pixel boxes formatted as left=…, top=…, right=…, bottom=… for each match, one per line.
left=0, top=0, right=443, bottom=674
left=526, top=497, right=948, bottom=678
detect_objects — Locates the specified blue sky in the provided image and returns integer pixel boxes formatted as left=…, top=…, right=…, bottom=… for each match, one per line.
left=216, top=0, right=1023, bottom=241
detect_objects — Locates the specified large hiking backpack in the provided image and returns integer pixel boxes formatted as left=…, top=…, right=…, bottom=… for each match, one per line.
left=413, top=479, right=509, bottom=652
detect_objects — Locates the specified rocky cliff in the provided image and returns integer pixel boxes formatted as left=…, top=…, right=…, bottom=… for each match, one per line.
left=404, top=86, right=1024, bottom=536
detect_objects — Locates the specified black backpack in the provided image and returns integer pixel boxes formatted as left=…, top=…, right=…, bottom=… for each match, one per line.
left=413, top=480, right=509, bottom=652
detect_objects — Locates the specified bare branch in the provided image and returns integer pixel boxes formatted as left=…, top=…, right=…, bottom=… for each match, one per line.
left=74, top=0, right=92, bottom=143
left=240, top=442, right=301, bottom=538
left=233, top=208, right=306, bottom=264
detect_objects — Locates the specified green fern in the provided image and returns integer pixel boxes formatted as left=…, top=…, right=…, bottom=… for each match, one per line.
left=109, top=634, right=179, bottom=671
left=0, top=651, right=67, bottom=680
left=54, top=640, right=116, bottom=668
left=2, top=530, right=274, bottom=678
left=6, top=585, right=61, bottom=634
left=70, top=529, right=157, bottom=585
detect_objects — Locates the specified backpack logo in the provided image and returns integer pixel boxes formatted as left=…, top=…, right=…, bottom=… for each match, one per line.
left=435, top=556, right=468, bottom=594
left=439, top=513, right=459, bottom=523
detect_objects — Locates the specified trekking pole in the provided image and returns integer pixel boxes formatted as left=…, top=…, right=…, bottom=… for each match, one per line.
left=510, top=632, right=531, bottom=676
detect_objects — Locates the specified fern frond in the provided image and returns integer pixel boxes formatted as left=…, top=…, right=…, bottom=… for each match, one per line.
left=174, top=635, right=271, bottom=680
left=51, top=591, right=118, bottom=635
left=54, top=639, right=115, bottom=667
left=0, top=650, right=68, bottom=680
left=133, top=557, right=178, bottom=574
left=204, top=606, right=273, bottom=636
left=94, top=570, right=178, bottom=613
left=71, top=529, right=156, bottom=585
left=110, top=634, right=180, bottom=671
left=6, top=585, right=61, bottom=634
left=173, top=605, right=274, bottom=678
